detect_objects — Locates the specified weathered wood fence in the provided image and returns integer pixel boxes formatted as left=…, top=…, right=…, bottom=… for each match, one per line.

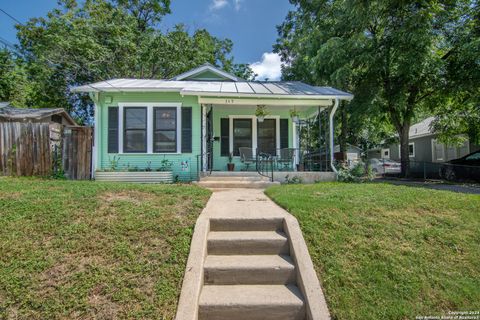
left=0, top=122, right=93, bottom=179
left=62, top=126, right=93, bottom=180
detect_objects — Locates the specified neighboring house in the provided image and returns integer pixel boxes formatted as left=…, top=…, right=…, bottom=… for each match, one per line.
left=333, top=144, right=362, bottom=162
left=368, top=117, right=479, bottom=163
left=0, top=103, right=77, bottom=126
left=72, top=63, right=353, bottom=180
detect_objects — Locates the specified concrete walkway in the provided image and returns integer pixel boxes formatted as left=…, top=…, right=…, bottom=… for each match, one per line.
left=176, top=188, right=330, bottom=320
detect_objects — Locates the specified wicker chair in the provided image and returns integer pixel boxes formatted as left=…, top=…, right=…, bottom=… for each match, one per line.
left=239, top=147, right=255, bottom=171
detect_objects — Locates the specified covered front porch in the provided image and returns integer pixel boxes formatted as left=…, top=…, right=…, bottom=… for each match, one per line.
left=197, top=95, right=342, bottom=179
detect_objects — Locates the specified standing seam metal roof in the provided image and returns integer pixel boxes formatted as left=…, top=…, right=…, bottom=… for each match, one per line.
left=72, top=78, right=353, bottom=99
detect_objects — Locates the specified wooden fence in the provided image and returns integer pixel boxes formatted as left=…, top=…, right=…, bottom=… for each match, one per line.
left=0, top=122, right=93, bottom=179
left=62, top=126, right=93, bottom=180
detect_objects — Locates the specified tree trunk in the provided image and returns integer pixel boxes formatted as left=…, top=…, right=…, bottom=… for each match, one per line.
left=398, top=124, right=410, bottom=177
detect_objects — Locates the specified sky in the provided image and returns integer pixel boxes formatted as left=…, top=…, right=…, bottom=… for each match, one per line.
left=0, top=0, right=293, bottom=80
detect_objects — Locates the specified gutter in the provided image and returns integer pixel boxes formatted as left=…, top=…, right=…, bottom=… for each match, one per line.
left=329, top=98, right=339, bottom=174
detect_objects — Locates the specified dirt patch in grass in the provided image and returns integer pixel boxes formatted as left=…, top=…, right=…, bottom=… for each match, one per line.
left=0, top=178, right=211, bottom=319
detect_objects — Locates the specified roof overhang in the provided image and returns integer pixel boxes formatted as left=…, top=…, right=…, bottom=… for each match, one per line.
left=196, top=96, right=334, bottom=107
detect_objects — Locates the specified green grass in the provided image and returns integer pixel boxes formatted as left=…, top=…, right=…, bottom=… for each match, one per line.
left=266, top=182, right=480, bottom=320
left=0, top=177, right=211, bottom=319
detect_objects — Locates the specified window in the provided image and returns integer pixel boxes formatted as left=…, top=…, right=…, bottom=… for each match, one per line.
left=257, top=119, right=276, bottom=155
left=408, top=143, right=415, bottom=157
left=465, top=151, right=480, bottom=161
left=381, top=148, right=390, bottom=159
left=233, top=119, right=252, bottom=156
left=400, top=143, right=415, bottom=158
left=154, top=107, right=177, bottom=153
left=124, top=107, right=147, bottom=153
left=432, top=139, right=444, bottom=162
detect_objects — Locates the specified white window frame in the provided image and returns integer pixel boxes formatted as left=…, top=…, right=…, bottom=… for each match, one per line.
left=228, top=115, right=280, bottom=156
left=118, top=102, right=182, bottom=154
left=398, top=142, right=415, bottom=158
left=431, top=139, right=445, bottom=162
left=381, top=148, right=390, bottom=159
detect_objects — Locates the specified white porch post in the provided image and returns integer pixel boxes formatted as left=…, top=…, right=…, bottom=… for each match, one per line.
left=89, top=92, right=100, bottom=178
left=329, top=98, right=340, bottom=174
left=201, top=103, right=207, bottom=172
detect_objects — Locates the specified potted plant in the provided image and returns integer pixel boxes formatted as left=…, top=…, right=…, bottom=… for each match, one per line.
left=227, top=152, right=235, bottom=171
left=290, top=108, right=300, bottom=123
left=255, top=105, right=269, bottom=123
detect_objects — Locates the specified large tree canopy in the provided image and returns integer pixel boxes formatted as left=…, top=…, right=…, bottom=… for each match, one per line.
left=276, top=0, right=479, bottom=175
left=2, top=0, right=252, bottom=123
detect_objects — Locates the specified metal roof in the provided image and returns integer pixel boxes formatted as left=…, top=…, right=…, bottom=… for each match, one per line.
left=409, top=116, right=435, bottom=138
left=72, top=78, right=353, bottom=100
left=0, top=105, right=77, bottom=125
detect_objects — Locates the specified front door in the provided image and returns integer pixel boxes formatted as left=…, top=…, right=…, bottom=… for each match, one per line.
left=257, top=119, right=276, bottom=156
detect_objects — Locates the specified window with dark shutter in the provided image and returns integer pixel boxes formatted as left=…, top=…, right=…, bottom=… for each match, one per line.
left=153, top=107, right=177, bottom=153
left=124, top=107, right=147, bottom=153
left=280, top=119, right=289, bottom=149
left=181, top=107, right=192, bottom=153
left=108, top=107, right=119, bottom=153
left=220, top=118, right=229, bottom=156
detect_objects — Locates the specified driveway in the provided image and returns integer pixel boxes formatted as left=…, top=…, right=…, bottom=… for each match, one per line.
left=376, top=178, right=480, bottom=195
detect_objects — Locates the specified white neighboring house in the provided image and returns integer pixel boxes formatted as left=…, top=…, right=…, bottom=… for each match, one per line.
left=368, top=117, right=479, bottom=163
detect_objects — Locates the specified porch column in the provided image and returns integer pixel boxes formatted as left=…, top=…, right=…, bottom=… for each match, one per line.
left=329, top=98, right=340, bottom=174
left=201, top=104, right=207, bottom=172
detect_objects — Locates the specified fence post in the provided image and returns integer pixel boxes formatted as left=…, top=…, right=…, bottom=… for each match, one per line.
left=423, top=161, right=426, bottom=181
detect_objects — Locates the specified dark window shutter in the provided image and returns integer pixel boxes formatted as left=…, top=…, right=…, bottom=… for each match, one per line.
left=280, top=119, right=289, bottom=149
left=220, top=118, right=229, bottom=156
left=108, top=107, right=119, bottom=153
left=181, top=107, right=192, bottom=153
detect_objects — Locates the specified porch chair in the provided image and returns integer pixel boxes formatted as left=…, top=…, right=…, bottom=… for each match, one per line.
left=239, top=147, right=255, bottom=171
left=277, top=148, right=296, bottom=171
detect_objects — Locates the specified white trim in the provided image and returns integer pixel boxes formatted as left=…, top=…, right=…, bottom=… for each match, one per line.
left=398, top=142, right=415, bottom=158
left=431, top=139, right=445, bottom=162
left=173, top=64, right=240, bottom=81
left=227, top=115, right=281, bottom=156
left=381, top=148, right=390, bottom=159
left=92, top=102, right=100, bottom=175
left=117, top=102, right=182, bottom=154
left=193, top=93, right=352, bottom=102
left=197, top=97, right=335, bottom=106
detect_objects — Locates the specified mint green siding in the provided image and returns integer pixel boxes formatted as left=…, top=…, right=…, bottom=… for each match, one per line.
left=96, top=92, right=297, bottom=180
left=96, top=92, right=201, bottom=181
left=210, top=108, right=294, bottom=171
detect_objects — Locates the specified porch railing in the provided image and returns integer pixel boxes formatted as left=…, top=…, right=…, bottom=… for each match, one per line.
left=256, top=150, right=274, bottom=182
left=196, top=152, right=212, bottom=181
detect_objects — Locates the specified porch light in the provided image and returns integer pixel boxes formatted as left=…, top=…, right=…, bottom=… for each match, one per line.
left=290, top=107, right=300, bottom=123
left=255, top=105, right=269, bottom=123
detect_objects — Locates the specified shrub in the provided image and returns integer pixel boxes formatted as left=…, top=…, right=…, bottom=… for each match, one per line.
left=337, top=162, right=374, bottom=183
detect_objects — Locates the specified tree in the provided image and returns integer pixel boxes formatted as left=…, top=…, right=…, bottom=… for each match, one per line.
left=276, top=0, right=477, bottom=176
left=13, top=0, right=253, bottom=121
left=0, top=50, right=34, bottom=107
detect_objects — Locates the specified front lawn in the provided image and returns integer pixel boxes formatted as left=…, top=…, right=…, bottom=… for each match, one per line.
left=266, top=182, right=480, bottom=320
left=0, top=177, right=210, bottom=319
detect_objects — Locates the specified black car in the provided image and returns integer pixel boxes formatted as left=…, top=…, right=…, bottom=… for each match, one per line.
left=440, top=150, right=480, bottom=182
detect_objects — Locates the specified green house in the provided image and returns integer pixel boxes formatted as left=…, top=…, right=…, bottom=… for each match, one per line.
left=72, top=64, right=353, bottom=181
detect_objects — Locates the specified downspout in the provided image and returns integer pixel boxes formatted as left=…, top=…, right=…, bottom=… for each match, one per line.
left=89, top=92, right=100, bottom=179
left=329, top=98, right=339, bottom=174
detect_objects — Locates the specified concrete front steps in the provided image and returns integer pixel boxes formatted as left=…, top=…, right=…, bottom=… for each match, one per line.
left=197, top=218, right=306, bottom=320
left=194, top=172, right=280, bottom=189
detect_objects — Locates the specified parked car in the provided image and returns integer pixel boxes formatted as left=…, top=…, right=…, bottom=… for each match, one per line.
left=440, top=150, right=480, bottom=182
left=368, top=158, right=401, bottom=175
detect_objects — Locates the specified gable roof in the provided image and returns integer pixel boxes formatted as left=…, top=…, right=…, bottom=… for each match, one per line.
left=410, top=117, right=435, bottom=139
left=171, top=63, right=242, bottom=82
left=72, top=79, right=353, bottom=100
left=0, top=104, right=77, bottom=125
